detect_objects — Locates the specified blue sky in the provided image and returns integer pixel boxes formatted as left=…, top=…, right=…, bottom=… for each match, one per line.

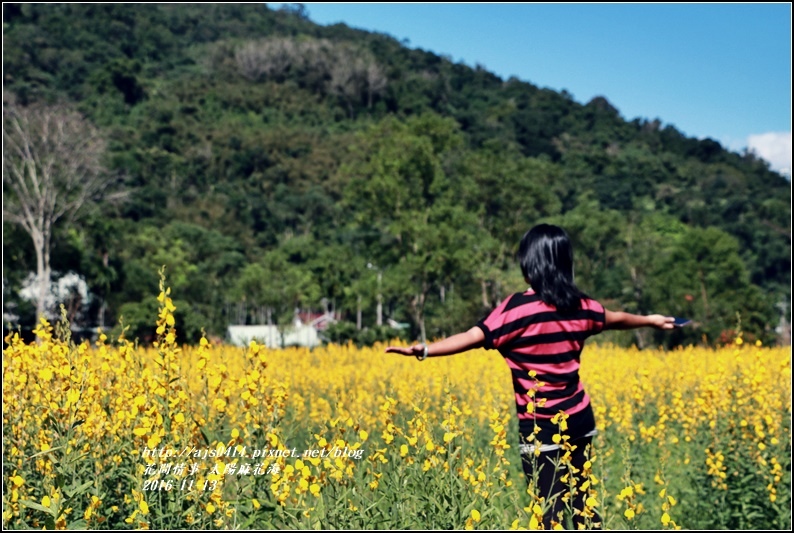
left=271, top=2, right=792, bottom=175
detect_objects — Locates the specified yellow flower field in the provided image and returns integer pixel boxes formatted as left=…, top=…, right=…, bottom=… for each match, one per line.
left=2, top=286, right=791, bottom=530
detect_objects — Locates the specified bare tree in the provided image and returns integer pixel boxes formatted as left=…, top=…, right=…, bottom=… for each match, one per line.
left=235, top=37, right=298, bottom=81
left=365, top=61, right=388, bottom=108
left=3, top=101, right=113, bottom=323
left=330, top=46, right=387, bottom=116
left=233, top=37, right=388, bottom=112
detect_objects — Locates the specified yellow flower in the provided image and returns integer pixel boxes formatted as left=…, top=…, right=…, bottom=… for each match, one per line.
left=206, top=502, right=216, bottom=514
left=624, top=508, right=635, bottom=519
left=67, top=388, right=80, bottom=405
left=619, top=486, right=634, bottom=499
left=471, top=509, right=481, bottom=522
left=661, top=512, right=671, bottom=526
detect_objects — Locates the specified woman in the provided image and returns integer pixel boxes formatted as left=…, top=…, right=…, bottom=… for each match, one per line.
left=386, top=223, right=674, bottom=528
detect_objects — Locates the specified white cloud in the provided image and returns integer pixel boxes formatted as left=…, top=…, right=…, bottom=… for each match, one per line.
left=747, top=131, right=792, bottom=177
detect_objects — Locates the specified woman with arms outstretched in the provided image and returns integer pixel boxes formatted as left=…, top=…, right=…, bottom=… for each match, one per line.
left=386, top=223, right=674, bottom=529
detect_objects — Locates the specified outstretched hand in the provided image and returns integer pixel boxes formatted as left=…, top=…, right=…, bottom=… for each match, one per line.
left=649, top=315, right=675, bottom=330
left=385, top=344, right=424, bottom=356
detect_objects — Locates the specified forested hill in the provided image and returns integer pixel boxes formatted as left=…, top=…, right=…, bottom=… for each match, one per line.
left=3, top=3, right=791, bottom=347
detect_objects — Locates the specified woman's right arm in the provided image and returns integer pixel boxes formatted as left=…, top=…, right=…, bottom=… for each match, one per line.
left=385, top=327, right=485, bottom=358
left=604, top=310, right=675, bottom=330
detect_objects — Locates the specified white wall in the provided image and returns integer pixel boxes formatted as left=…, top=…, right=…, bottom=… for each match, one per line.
left=227, top=325, right=321, bottom=348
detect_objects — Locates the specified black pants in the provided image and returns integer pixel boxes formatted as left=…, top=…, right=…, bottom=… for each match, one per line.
left=520, top=436, right=602, bottom=529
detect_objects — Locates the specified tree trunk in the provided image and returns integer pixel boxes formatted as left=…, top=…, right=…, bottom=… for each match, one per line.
left=698, top=269, right=710, bottom=322
left=411, top=282, right=428, bottom=343
left=634, top=330, right=647, bottom=350
left=98, top=252, right=109, bottom=328
left=376, top=271, right=382, bottom=326
left=630, top=265, right=647, bottom=349
left=33, top=228, right=50, bottom=323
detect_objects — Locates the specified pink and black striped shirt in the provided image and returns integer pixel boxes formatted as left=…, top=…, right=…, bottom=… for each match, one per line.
left=476, top=290, right=605, bottom=444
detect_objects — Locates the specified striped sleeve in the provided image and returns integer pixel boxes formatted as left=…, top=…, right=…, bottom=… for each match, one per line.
left=478, top=294, right=606, bottom=349
left=582, top=298, right=606, bottom=335
left=475, top=295, right=515, bottom=350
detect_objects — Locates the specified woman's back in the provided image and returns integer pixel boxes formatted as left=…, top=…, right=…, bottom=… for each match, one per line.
left=477, top=290, right=605, bottom=444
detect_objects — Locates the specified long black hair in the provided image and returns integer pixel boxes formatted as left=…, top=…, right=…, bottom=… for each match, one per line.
left=518, top=224, right=587, bottom=312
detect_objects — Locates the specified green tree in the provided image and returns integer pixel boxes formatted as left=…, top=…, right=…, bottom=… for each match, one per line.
left=646, top=225, right=774, bottom=345
left=339, top=113, right=466, bottom=341
left=232, top=248, right=321, bottom=346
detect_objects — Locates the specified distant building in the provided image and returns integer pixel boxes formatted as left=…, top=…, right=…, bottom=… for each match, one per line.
left=226, top=311, right=338, bottom=348
left=297, top=311, right=338, bottom=330
left=227, top=324, right=321, bottom=349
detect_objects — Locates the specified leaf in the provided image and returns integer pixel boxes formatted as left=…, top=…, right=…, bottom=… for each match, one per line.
left=67, top=519, right=89, bottom=530
left=18, top=499, right=56, bottom=516
left=27, top=445, right=64, bottom=460
left=63, top=479, right=93, bottom=498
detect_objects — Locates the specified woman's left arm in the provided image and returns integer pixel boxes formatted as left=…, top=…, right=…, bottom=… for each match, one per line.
left=604, top=310, right=674, bottom=330
left=385, top=327, right=485, bottom=358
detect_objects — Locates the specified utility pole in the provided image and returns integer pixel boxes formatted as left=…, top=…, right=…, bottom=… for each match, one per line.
left=368, top=263, right=383, bottom=327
